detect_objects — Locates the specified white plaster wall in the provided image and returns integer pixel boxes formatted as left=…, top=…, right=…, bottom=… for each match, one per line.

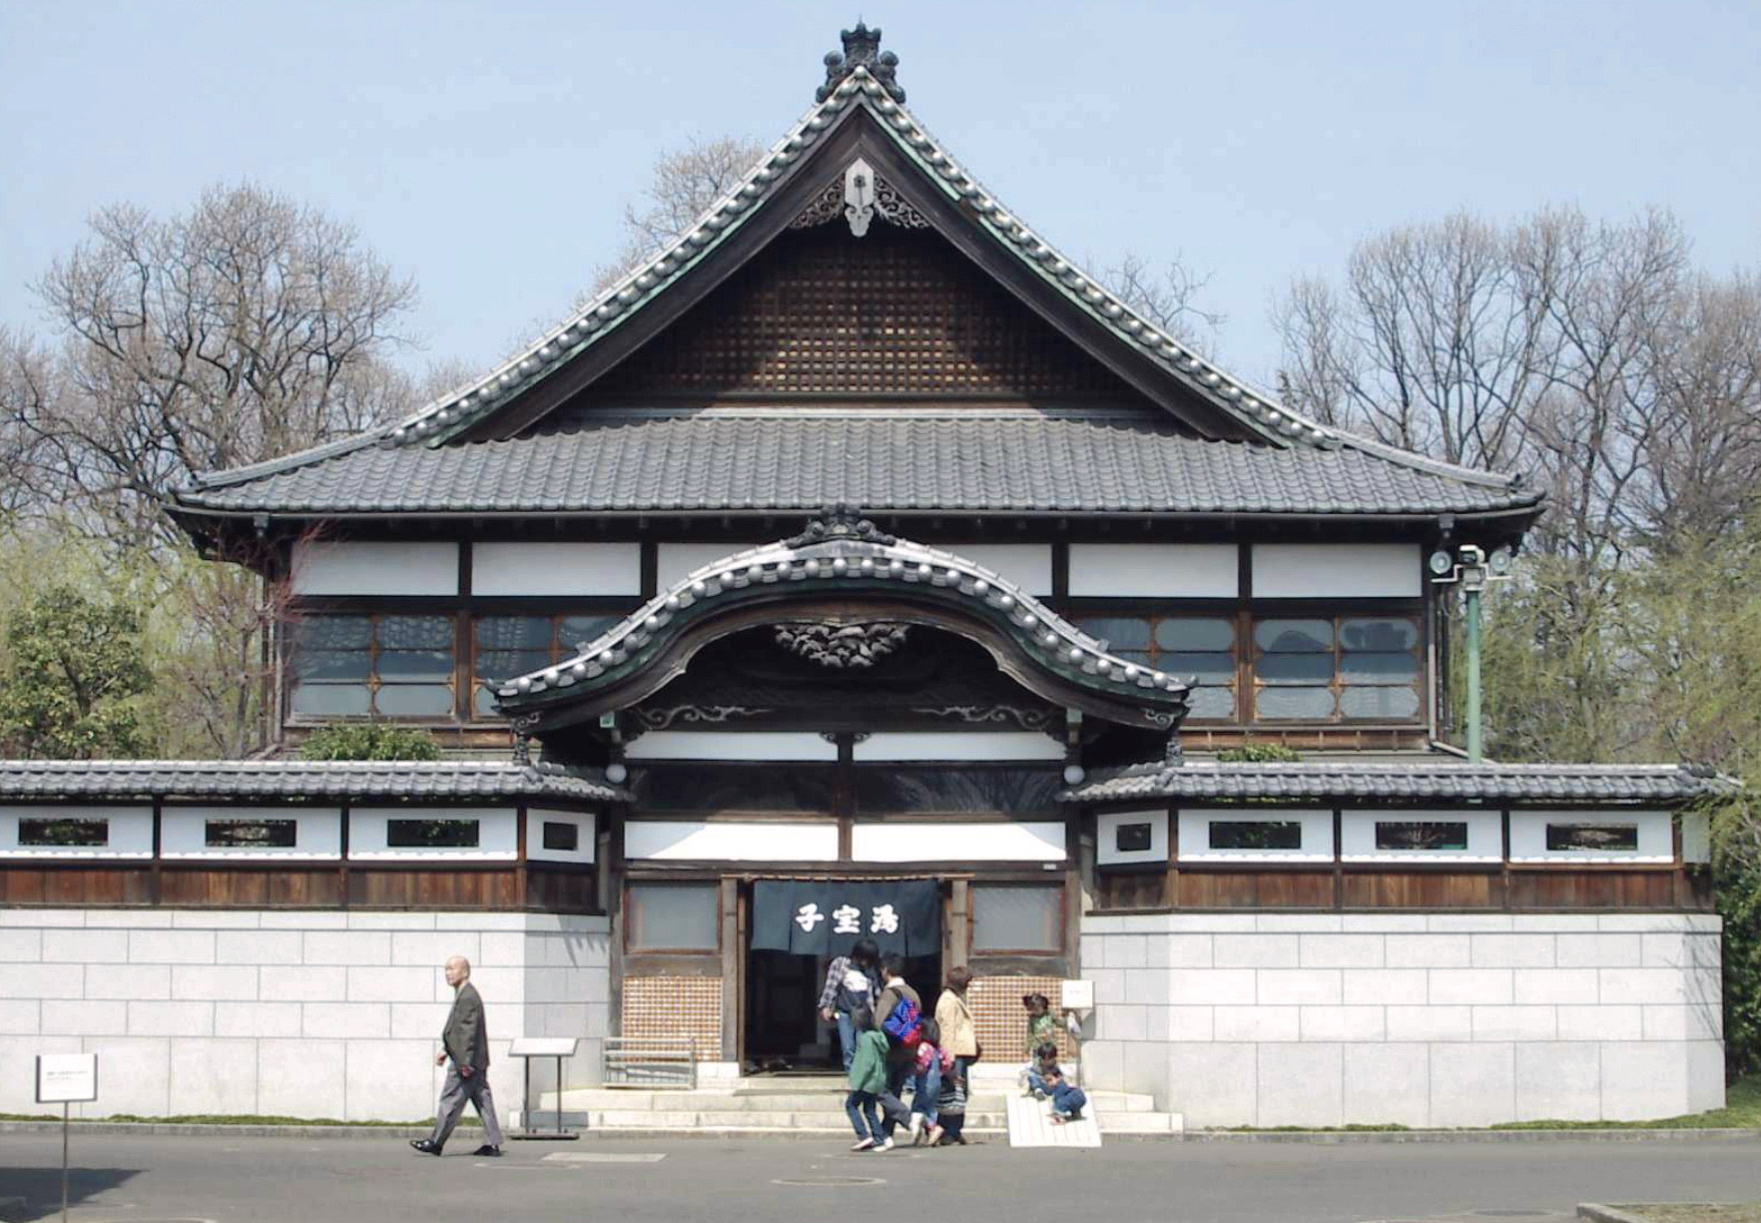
left=1068, top=543, right=1239, bottom=598
left=1251, top=543, right=1421, bottom=598
left=1078, top=912, right=1723, bottom=1127
left=941, top=544, right=1053, bottom=595
left=0, top=909, right=611, bottom=1124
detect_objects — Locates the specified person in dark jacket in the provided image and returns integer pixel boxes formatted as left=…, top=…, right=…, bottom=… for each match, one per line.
left=411, top=956, right=503, bottom=1157
left=819, top=937, right=881, bottom=1072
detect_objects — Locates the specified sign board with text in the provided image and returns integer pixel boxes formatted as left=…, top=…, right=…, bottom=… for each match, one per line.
left=1060, top=979, right=1094, bottom=1010
left=36, top=1053, right=97, bottom=1104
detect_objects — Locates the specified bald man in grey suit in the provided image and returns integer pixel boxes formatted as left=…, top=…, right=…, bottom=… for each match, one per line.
left=411, top=956, right=504, bottom=1156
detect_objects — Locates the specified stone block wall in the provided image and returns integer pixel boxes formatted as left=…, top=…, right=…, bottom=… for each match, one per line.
left=0, top=909, right=610, bottom=1123
left=1078, top=912, right=1723, bottom=1127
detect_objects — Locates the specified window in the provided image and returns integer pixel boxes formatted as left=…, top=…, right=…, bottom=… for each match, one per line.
left=627, top=883, right=719, bottom=951
left=1546, top=823, right=1639, bottom=852
left=1073, top=615, right=1236, bottom=719
left=386, top=818, right=480, bottom=848
left=971, top=885, right=1063, bottom=952
left=542, top=821, right=579, bottom=852
left=473, top=614, right=620, bottom=717
left=17, top=818, right=108, bottom=847
left=1374, top=821, right=1469, bottom=851
left=205, top=819, right=298, bottom=849
left=1209, top=821, right=1303, bottom=851
left=1115, top=822, right=1153, bottom=853
left=1253, top=616, right=1420, bottom=721
left=291, top=614, right=456, bottom=718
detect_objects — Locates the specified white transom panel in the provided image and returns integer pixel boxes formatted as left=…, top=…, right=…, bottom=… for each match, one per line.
left=1339, top=808, right=1502, bottom=863
left=851, top=732, right=1065, bottom=762
left=160, top=805, right=343, bottom=861
left=291, top=541, right=460, bottom=596
left=655, top=543, right=762, bottom=590
left=943, top=544, right=1052, bottom=595
left=625, top=820, right=839, bottom=861
left=623, top=732, right=839, bottom=762
left=0, top=805, right=154, bottom=859
left=1509, top=809, right=1674, bottom=864
left=1177, top=808, right=1334, bottom=863
left=471, top=543, right=641, bottom=596
left=851, top=821, right=1067, bottom=862
left=1250, top=543, right=1422, bottom=599
left=527, top=808, right=597, bottom=864
left=1067, top=544, right=1239, bottom=598
left=1097, top=809, right=1170, bottom=866
left=347, top=807, right=517, bottom=861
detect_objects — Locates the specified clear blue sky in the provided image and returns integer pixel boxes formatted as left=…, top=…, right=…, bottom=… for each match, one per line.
left=3, top=0, right=1756, bottom=388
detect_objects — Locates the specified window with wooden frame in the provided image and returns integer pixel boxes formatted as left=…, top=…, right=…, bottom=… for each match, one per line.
left=290, top=614, right=457, bottom=718
left=970, top=884, right=1064, bottom=953
left=1071, top=614, right=1238, bottom=720
left=626, top=882, right=720, bottom=951
left=472, top=613, right=620, bottom=717
left=1252, top=615, right=1422, bottom=722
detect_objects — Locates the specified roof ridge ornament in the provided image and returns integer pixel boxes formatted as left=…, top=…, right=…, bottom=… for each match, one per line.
left=784, top=503, right=898, bottom=548
left=817, top=21, right=905, bottom=103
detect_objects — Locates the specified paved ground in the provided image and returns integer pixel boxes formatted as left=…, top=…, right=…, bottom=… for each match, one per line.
left=0, top=1132, right=1758, bottom=1223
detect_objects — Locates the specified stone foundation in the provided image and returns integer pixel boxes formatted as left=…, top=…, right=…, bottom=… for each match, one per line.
left=0, top=909, right=610, bottom=1122
left=1079, top=912, right=1724, bottom=1127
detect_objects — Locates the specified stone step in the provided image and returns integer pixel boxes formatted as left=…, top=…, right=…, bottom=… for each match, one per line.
left=539, top=1110, right=1179, bottom=1135
left=546, top=1087, right=1158, bottom=1114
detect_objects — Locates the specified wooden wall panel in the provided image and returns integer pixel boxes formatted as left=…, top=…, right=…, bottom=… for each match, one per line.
left=1175, top=870, right=1334, bottom=909
left=1096, top=870, right=1170, bottom=911
left=1509, top=870, right=1678, bottom=910
left=527, top=868, right=598, bottom=913
left=1340, top=871, right=1499, bottom=910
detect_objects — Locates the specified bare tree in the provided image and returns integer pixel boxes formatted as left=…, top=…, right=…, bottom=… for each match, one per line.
left=589, top=136, right=766, bottom=293
left=0, top=328, right=59, bottom=520
left=25, top=183, right=419, bottom=548
left=1100, top=252, right=1226, bottom=357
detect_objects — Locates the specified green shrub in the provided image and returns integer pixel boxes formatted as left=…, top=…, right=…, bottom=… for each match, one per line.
left=297, top=723, right=442, bottom=762
left=1714, top=788, right=1761, bottom=1081
left=1214, top=742, right=1302, bottom=763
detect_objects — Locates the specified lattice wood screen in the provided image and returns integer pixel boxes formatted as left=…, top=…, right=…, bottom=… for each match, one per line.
left=968, top=974, right=1073, bottom=1065
left=586, top=226, right=1151, bottom=402
left=621, top=976, right=722, bottom=1061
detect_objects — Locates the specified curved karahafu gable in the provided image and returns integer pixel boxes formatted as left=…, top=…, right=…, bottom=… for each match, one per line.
left=493, top=510, right=1192, bottom=734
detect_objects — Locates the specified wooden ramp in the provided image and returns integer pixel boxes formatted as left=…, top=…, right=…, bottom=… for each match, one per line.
left=1006, top=1092, right=1102, bottom=1148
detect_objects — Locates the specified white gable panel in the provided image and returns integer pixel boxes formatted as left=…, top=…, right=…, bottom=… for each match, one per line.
left=472, top=543, right=641, bottom=596
left=852, top=822, right=1066, bottom=862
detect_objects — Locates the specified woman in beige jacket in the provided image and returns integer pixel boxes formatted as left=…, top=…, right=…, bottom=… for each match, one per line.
left=935, top=966, right=979, bottom=1084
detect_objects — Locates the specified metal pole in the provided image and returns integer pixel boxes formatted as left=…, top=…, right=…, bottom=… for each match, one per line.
left=555, top=1054, right=564, bottom=1137
left=1465, top=582, right=1483, bottom=763
left=62, top=1100, right=69, bottom=1223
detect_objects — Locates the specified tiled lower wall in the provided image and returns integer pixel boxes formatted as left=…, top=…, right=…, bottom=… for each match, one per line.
left=968, top=974, right=1071, bottom=1065
left=1079, top=912, right=1724, bottom=1127
left=0, top=909, right=611, bottom=1122
left=621, top=976, right=723, bottom=1060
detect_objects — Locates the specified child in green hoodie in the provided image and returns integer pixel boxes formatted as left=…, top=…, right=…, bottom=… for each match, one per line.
left=845, top=1005, right=890, bottom=1151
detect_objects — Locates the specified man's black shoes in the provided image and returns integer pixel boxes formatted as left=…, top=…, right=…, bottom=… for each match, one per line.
left=472, top=1144, right=502, bottom=1157
left=409, top=1139, right=442, bottom=1155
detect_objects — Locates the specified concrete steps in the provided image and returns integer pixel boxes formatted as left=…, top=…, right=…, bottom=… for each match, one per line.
left=534, top=1077, right=1181, bottom=1137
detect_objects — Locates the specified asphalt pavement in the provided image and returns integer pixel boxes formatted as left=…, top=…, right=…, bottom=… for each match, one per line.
left=1, top=1131, right=1758, bottom=1223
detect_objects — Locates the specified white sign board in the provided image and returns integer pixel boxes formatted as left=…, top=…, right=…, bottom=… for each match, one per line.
left=1061, top=979, right=1094, bottom=1011
left=508, top=1038, right=580, bottom=1058
left=36, top=1053, right=97, bottom=1103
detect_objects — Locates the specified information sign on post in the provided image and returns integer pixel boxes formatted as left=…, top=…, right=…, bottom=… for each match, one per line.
left=36, top=1053, right=98, bottom=1223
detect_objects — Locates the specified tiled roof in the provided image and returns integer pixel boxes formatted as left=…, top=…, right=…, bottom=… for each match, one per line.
left=173, top=47, right=1541, bottom=521
left=0, top=760, right=625, bottom=803
left=1061, top=761, right=1731, bottom=805
left=174, top=409, right=1541, bottom=517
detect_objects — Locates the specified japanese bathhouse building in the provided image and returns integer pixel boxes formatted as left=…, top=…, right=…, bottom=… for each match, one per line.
left=0, top=27, right=1729, bottom=1129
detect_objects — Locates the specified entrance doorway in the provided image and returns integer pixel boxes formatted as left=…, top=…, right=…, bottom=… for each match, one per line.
left=741, top=877, right=947, bottom=1072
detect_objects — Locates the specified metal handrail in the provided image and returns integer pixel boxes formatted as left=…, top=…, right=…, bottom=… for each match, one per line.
left=601, top=1036, right=698, bottom=1090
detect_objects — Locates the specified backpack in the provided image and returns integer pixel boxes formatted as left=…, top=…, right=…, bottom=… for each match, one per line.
left=881, top=996, right=922, bottom=1046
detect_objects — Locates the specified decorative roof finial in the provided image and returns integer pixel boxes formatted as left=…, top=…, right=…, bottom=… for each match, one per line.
left=817, top=21, right=905, bottom=103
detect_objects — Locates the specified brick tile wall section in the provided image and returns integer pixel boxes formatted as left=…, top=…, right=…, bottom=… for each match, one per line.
left=1076, top=912, right=1725, bottom=1128
left=621, top=976, right=722, bottom=1062
left=968, top=975, right=1072, bottom=1065
left=0, top=909, right=611, bottom=1121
